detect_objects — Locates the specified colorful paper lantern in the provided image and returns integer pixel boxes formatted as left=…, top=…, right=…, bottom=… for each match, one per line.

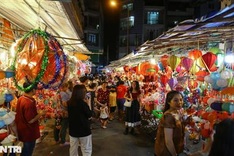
left=181, top=57, right=194, bottom=72
left=188, top=49, right=202, bottom=60
left=167, top=55, right=181, bottom=71
left=202, top=52, right=217, bottom=70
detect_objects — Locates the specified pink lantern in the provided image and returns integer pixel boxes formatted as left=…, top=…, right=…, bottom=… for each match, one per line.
left=181, top=57, right=194, bottom=72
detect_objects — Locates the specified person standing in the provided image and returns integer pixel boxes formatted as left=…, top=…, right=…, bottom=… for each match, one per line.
left=15, top=82, right=45, bottom=156
left=124, top=81, right=141, bottom=135
left=95, top=81, right=110, bottom=108
left=67, top=84, right=92, bottom=156
left=208, top=118, right=234, bottom=156
left=116, top=80, right=128, bottom=121
left=154, top=90, right=190, bottom=156
left=59, top=82, right=71, bottom=146
left=109, top=85, right=117, bottom=120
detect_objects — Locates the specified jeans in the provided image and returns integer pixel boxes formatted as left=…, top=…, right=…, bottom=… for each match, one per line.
left=60, top=118, right=69, bottom=143
left=69, top=134, right=92, bottom=156
left=21, top=141, right=36, bottom=156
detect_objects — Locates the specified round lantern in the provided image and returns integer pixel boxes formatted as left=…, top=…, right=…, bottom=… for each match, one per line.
left=188, top=49, right=202, bottom=60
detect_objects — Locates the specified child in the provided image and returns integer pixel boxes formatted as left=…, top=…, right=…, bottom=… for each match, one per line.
left=99, top=104, right=109, bottom=129
left=109, top=86, right=117, bottom=120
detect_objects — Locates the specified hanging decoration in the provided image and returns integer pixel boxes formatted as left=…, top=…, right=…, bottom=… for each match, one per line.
left=12, top=29, right=67, bottom=91
left=181, top=57, right=194, bottom=72
left=167, top=55, right=181, bottom=71
left=188, top=49, right=202, bottom=60
left=202, top=52, right=217, bottom=71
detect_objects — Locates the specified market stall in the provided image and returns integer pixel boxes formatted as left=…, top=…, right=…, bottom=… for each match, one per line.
left=105, top=4, right=234, bottom=142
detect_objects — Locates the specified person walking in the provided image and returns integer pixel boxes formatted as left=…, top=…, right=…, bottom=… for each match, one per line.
left=99, top=104, right=109, bottom=129
left=15, top=82, right=45, bottom=156
left=67, top=84, right=93, bottom=156
left=123, top=81, right=141, bottom=135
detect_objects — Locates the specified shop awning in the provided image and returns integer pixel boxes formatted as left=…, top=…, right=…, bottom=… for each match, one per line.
left=0, top=0, right=92, bottom=54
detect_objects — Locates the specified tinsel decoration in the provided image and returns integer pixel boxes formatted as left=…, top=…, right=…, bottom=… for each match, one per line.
left=12, top=29, right=67, bottom=91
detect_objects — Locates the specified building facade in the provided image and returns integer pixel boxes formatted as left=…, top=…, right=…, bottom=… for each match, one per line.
left=83, top=0, right=104, bottom=68
left=118, top=0, right=196, bottom=59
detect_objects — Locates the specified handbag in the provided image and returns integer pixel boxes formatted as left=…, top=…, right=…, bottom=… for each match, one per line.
left=124, top=100, right=132, bottom=107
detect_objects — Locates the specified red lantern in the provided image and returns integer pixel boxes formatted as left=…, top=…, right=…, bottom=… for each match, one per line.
left=188, top=49, right=202, bottom=60
left=202, top=52, right=217, bottom=70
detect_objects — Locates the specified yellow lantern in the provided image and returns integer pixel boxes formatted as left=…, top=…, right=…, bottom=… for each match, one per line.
left=167, top=55, right=181, bottom=71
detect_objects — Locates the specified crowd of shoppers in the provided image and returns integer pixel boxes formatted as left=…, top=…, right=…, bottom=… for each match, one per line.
left=11, top=74, right=234, bottom=156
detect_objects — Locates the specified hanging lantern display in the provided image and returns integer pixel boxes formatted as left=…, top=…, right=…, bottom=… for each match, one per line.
left=167, top=55, right=181, bottom=71
left=202, top=52, right=217, bottom=71
left=138, top=62, right=158, bottom=75
left=188, top=49, right=202, bottom=60
left=181, top=57, right=193, bottom=72
left=12, top=29, right=67, bottom=91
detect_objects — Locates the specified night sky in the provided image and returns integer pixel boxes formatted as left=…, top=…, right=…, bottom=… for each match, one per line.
left=102, top=0, right=120, bottom=65
left=101, top=0, right=163, bottom=65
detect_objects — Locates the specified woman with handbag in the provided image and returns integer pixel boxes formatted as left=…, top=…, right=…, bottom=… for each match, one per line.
left=123, top=80, right=141, bottom=135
